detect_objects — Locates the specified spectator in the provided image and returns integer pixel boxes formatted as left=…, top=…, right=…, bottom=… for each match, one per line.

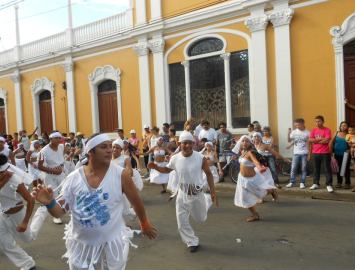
left=117, top=129, right=126, bottom=140
left=216, top=122, right=232, bottom=180
left=286, top=118, right=310, bottom=189
left=128, top=130, right=140, bottom=169
left=262, top=126, right=274, bottom=148
left=309, top=115, right=333, bottom=192
left=198, top=120, right=217, bottom=143
left=330, top=121, right=351, bottom=189
left=160, top=123, right=170, bottom=145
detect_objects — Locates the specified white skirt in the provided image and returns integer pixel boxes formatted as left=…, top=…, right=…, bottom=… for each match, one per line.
left=132, top=169, right=143, bottom=191
left=150, top=162, right=169, bottom=184
left=15, top=158, right=27, bottom=172
left=202, top=165, right=219, bottom=185
left=167, top=170, right=178, bottom=194
left=234, top=168, right=275, bottom=208
left=28, top=163, right=41, bottom=180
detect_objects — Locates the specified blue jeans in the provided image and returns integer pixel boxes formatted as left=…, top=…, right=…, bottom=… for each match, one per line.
left=290, top=154, right=308, bottom=184
left=266, top=156, right=279, bottom=184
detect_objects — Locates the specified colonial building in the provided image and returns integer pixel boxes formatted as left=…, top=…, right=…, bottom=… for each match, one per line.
left=0, top=0, right=354, bottom=155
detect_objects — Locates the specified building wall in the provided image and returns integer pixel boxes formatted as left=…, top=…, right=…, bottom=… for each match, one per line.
left=0, top=77, right=17, bottom=133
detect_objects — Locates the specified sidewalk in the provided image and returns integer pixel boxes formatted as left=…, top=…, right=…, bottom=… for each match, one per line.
left=215, top=175, right=355, bottom=202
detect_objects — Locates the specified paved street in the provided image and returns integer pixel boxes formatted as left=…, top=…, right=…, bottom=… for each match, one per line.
left=2, top=184, right=355, bottom=270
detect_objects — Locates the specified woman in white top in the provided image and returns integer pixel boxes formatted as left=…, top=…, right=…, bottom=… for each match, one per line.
left=0, top=154, right=48, bottom=270
left=233, top=135, right=277, bottom=222
left=64, top=143, right=76, bottom=177
left=26, top=140, right=42, bottom=186
left=0, top=136, right=16, bottom=165
left=33, top=133, right=157, bottom=270
left=147, top=137, right=171, bottom=193
left=200, top=142, right=223, bottom=185
left=13, top=143, right=27, bottom=172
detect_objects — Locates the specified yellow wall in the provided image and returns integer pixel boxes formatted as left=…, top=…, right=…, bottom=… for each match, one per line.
left=0, top=77, right=17, bottom=133
left=290, top=0, right=355, bottom=132
left=161, top=0, right=228, bottom=20
left=20, top=66, right=67, bottom=134
left=74, top=47, right=142, bottom=137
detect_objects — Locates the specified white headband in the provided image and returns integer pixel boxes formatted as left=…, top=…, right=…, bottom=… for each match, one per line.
left=232, top=135, right=252, bottom=154
left=49, top=132, right=62, bottom=139
left=205, top=141, right=213, bottom=147
left=29, top=140, right=40, bottom=151
left=85, top=134, right=111, bottom=154
left=179, top=131, right=194, bottom=142
left=113, top=138, right=124, bottom=149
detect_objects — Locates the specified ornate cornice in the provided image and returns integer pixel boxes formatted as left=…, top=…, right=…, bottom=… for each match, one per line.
left=220, top=52, right=231, bottom=61
left=245, top=15, right=268, bottom=32
left=10, top=70, right=21, bottom=84
left=269, top=8, right=294, bottom=27
left=63, top=61, right=74, bottom=72
left=133, top=41, right=149, bottom=56
left=31, top=77, right=55, bottom=96
left=88, top=65, right=121, bottom=89
left=148, top=38, right=165, bottom=54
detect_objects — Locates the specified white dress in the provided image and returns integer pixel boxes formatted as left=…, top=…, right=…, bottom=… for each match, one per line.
left=202, top=151, right=219, bottom=185
left=112, top=156, right=143, bottom=191
left=234, top=157, right=275, bottom=208
left=59, top=164, right=134, bottom=269
left=28, top=151, right=41, bottom=180
left=150, top=149, right=169, bottom=184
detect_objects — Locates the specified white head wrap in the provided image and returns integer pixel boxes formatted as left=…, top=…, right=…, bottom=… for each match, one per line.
left=178, top=131, right=194, bottom=142
left=113, top=138, right=124, bottom=149
left=49, top=132, right=62, bottom=139
left=29, top=140, right=40, bottom=151
left=204, top=141, right=213, bottom=148
left=232, top=135, right=252, bottom=154
left=0, top=137, right=5, bottom=142
left=85, top=133, right=111, bottom=154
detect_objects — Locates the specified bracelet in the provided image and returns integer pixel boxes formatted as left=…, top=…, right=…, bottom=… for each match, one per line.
left=45, top=199, right=57, bottom=209
left=140, top=219, right=151, bottom=231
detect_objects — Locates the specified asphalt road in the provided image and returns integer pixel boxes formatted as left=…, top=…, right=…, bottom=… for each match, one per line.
left=2, top=185, right=355, bottom=270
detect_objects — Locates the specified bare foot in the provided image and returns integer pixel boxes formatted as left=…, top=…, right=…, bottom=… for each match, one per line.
left=271, top=190, right=278, bottom=202
left=246, top=214, right=260, bottom=222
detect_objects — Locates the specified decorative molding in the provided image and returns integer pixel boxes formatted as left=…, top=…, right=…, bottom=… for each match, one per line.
left=220, top=52, right=231, bottom=61
left=330, top=12, right=355, bottom=127
left=88, top=65, right=122, bottom=133
left=269, top=8, right=294, bottom=27
left=181, top=60, right=190, bottom=68
left=133, top=41, right=149, bottom=56
left=148, top=38, right=165, bottom=54
left=245, top=15, right=268, bottom=32
left=183, top=33, right=226, bottom=60
left=63, top=61, right=73, bottom=72
left=10, top=70, right=20, bottom=83
left=30, top=77, right=56, bottom=133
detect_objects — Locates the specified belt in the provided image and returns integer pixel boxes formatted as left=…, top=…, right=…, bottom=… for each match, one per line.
left=4, top=204, right=24, bottom=215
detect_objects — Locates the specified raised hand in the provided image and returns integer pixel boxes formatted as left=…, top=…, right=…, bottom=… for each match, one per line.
left=32, top=184, right=54, bottom=205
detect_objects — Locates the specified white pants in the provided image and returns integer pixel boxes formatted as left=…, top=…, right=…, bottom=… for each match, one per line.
left=15, top=158, right=27, bottom=172
left=44, top=173, right=65, bottom=197
left=69, top=251, right=127, bottom=270
left=176, top=191, right=211, bottom=247
left=0, top=206, right=48, bottom=270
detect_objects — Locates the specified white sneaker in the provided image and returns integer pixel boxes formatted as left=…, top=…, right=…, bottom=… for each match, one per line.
left=300, top=183, right=306, bottom=189
left=286, top=183, right=294, bottom=188
left=309, top=184, right=319, bottom=190
left=53, top=218, right=63, bottom=224
left=326, top=186, right=334, bottom=193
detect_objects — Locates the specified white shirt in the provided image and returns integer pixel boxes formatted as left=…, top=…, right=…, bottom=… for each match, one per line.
left=0, top=173, right=23, bottom=212
left=194, top=124, right=203, bottom=137
left=290, top=129, right=310, bottom=155
left=39, top=144, right=65, bottom=169
left=20, top=136, right=31, bottom=151
left=198, top=128, right=217, bottom=142
left=167, top=151, right=204, bottom=186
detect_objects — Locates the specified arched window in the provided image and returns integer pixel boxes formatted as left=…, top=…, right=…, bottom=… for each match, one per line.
left=98, top=79, right=117, bottom=93
left=39, top=90, right=51, bottom=101
left=188, top=38, right=224, bottom=57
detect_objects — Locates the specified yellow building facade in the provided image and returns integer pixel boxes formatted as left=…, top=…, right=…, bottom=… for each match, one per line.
left=0, top=0, right=354, bottom=154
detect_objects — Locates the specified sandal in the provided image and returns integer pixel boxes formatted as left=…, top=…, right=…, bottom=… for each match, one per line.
left=246, top=214, right=260, bottom=222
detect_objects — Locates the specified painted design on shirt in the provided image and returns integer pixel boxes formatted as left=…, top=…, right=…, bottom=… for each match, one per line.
left=76, top=188, right=110, bottom=228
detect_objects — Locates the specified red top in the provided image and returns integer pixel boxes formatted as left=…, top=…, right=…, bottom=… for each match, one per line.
left=310, top=127, right=331, bottom=154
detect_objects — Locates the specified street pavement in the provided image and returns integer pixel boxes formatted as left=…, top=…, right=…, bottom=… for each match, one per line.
left=1, top=184, right=355, bottom=270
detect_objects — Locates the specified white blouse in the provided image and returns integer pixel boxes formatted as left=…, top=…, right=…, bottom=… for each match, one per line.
left=0, top=173, right=23, bottom=212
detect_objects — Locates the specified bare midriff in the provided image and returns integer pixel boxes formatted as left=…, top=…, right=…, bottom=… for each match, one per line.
left=240, top=165, right=256, bottom=178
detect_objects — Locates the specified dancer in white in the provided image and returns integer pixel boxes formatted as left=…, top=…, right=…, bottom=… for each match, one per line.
left=0, top=136, right=16, bottom=165
left=149, top=131, right=218, bottom=252
left=38, top=131, right=65, bottom=224
left=147, top=137, right=171, bottom=193
left=233, top=135, right=277, bottom=222
left=63, top=143, right=76, bottom=177
left=200, top=142, right=223, bottom=185
left=32, top=133, right=157, bottom=270
left=0, top=154, right=48, bottom=270
left=13, top=143, right=27, bottom=172
left=26, top=140, right=42, bottom=187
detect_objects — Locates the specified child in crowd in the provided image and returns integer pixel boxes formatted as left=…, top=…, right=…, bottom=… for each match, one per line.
left=346, top=125, right=355, bottom=160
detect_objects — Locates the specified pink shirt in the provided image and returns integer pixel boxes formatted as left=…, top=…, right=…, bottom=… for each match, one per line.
left=310, top=127, right=331, bottom=154
left=128, top=137, right=140, bottom=155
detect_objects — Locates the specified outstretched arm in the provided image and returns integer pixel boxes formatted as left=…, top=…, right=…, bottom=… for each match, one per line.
left=16, top=183, right=35, bottom=232
left=122, top=169, right=157, bottom=239
left=147, top=162, right=173, bottom=174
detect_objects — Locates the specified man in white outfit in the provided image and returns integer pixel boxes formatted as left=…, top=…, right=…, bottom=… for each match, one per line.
left=149, top=131, right=218, bottom=252
left=0, top=154, right=48, bottom=270
left=38, top=131, right=65, bottom=224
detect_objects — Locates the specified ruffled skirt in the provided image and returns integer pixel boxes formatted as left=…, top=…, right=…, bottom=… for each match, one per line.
left=234, top=168, right=275, bottom=208
left=150, top=162, right=169, bottom=184
left=202, top=165, right=219, bottom=186
left=28, top=164, right=41, bottom=180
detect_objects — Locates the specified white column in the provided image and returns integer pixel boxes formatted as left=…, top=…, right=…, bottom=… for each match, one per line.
left=150, top=0, right=162, bottom=21
left=133, top=40, right=152, bottom=127
left=31, top=93, right=40, bottom=132
left=181, top=61, right=191, bottom=120
left=66, top=0, right=74, bottom=47
left=14, top=5, right=21, bottom=62
left=63, top=56, right=77, bottom=132
left=135, top=0, right=147, bottom=25
left=89, top=84, right=99, bottom=133
left=221, top=53, right=233, bottom=129
left=269, top=5, right=294, bottom=156
left=50, top=91, right=56, bottom=130
left=10, top=70, right=23, bottom=131
left=330, top=27, right=346, bottom=127
left=245, top=7, right=269, bottom=126
left=149, top=36, right=166, bottom=127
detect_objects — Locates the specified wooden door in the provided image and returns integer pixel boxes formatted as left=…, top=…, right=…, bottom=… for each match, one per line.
left=0, top=99, right=6, bottom=134
left=344, top=56, right=355, bottom=125
left=98, top=91, right=118, bottom=132
left=39, top=100, right=53, bottom=133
